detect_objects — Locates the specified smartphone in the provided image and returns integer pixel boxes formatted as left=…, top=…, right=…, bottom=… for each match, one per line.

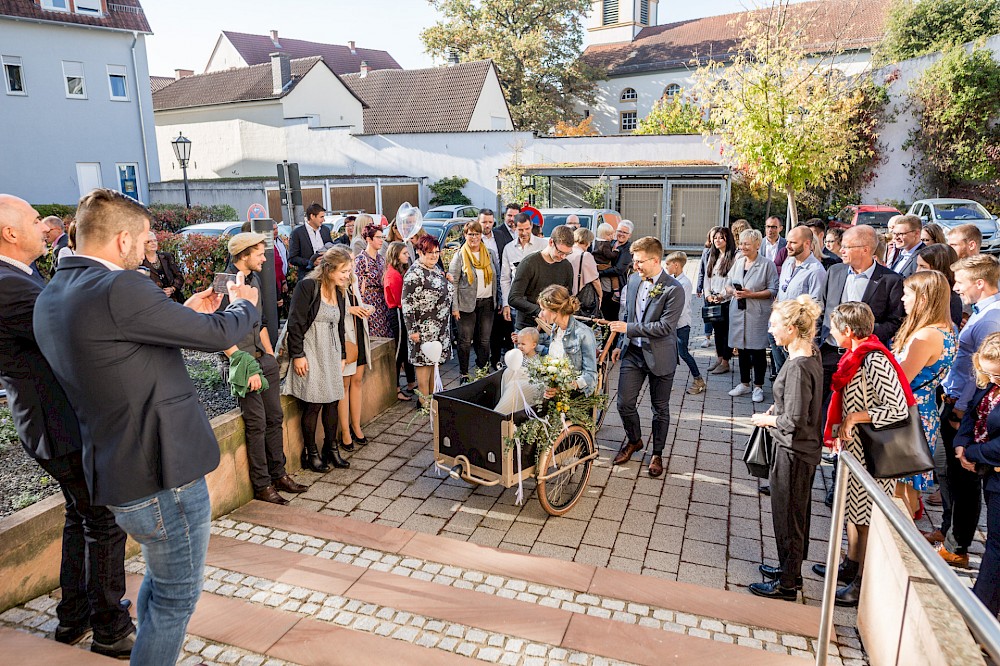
left=732, top=282, right=744, bottom=291
left=213, top=272, right=238, bottom=295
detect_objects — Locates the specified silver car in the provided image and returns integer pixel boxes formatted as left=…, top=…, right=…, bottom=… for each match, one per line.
left=907, top=198, right=1000, bottom=253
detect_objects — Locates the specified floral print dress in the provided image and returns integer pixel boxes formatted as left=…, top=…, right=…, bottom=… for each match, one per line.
left=901, top=326, right=958, bottom=491
left=402, top=262, right=453, bottom=367
left=355, top=250, right=392, bottom=338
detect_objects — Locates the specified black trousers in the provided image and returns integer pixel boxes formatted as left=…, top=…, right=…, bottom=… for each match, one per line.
left=713, top=307, right=733, bottom=360
left=489, top=309, right=514, bottom=367
left=600, top=288, right=620, bottom=321
left=940, top=403, right=982, bottom=552
left=388, top=307, right=415, bottom=386
left=738, top=348, right=768, bottom=387
left=456, top=297, right=495, bottom=375
left=770, top=447, right=816, bottom=588
left=35, top=452, right=133, bottom=643
left=974, top=487, right=1000, bottom=615
left=238, top=353, right=287, bottom=491
left=617, top=344, right=675, bottom=455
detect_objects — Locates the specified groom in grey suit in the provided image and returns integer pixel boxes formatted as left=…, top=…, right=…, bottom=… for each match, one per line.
left=609, top=236, right=684, bottom=477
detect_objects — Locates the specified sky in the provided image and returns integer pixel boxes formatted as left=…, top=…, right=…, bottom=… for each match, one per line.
left=143, top=0, right=811, bottom=77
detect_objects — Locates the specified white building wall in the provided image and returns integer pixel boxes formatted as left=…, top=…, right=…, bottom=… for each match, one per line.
left=0, top=19, right=159, bottom=204
left=862, top=34, right=1000, bottom=206
left=467, top=66, right=515, bottom=131
left=281, top=66, right=363, bottom=131
left=204, top=35, right=247, bottom=73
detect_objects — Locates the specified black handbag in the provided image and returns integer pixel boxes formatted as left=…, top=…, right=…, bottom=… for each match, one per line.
left=576, top=253, right=601, bottom=318
left=742, top=426, right=774, bottom=478
left=856, top=359, right=934, bottom=479
left=701, top=303, right=725, bottom=323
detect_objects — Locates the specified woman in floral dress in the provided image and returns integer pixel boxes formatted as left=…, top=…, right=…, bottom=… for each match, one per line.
left=402, top=234, right=453, bottom=406
left=354, top=222, right=392, bottom=338
left=893, top=271, right=958, bottom=516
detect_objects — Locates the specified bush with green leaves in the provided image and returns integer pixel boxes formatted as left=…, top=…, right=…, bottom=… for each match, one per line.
left=155, top=231, right=231, bottom=293
left=428, top=176, right=473, bottom=207
left=633, top=94, right=709, bottom=135
left=880, top=0, right=1000, bottom=64
left=148, top=203, right=239, bottom=233
left=33, top=203, right=77, bottom=219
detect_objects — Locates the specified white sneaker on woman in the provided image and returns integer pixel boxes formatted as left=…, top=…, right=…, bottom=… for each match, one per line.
left=699, top=338, right=713, bottom=348
left=728, top=384, right=752, bottom=397
left=752, top=387, right=765, bottom=403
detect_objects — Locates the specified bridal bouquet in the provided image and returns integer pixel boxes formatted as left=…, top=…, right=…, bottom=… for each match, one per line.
left=528, top=355, right=578, bottom=398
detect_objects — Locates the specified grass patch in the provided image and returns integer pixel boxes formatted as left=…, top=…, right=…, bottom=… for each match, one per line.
left=0, top=404, right=19, bottom=453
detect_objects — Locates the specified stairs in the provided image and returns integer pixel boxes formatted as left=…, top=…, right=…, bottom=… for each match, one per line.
left=1, top=501, right=841, bottom=665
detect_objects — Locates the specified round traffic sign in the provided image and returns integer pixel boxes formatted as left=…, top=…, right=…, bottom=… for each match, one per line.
left=247, top=203, right=267, bottom=221
left=521, top=205, right=544, bottom=228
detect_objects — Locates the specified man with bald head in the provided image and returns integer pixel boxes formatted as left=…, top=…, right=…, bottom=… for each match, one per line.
left=771, top=225, right=826, bottom=373
left=0, top=195, right=136, bottom=655
left=565, top=214, right=581, bottom=231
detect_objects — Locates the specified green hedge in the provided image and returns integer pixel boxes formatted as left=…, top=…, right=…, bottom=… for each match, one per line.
left=148, top=203, right=239, bottom=233
left=33, top=204, right=76, bottom=219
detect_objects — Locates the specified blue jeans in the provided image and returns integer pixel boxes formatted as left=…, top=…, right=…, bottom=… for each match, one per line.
left=676, top=325, right=700, bottom=378
left=108, top=477, right=211, bottom=666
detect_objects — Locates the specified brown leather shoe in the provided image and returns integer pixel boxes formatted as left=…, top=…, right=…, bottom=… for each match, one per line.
left=254, top=485, right=289, bottom=505
left=937, top=544, right=970, bottom=568
left=922, top=529, right=945, bottom=544
left=648, top=455, right=664, bottom=478
left=613, top=440, right=643, bottom=465
left=274, top=475, right=308, bottom=494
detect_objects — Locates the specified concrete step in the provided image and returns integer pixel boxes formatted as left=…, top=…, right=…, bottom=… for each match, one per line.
left=0, top=625, right=123, bottom=665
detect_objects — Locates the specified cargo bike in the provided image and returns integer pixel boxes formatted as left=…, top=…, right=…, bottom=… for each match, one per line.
left=432, top=329, right=618, bottom=516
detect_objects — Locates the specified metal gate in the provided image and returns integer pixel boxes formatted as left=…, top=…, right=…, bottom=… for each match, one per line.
left=667, top=181, right=725, bottom=247
left=617, top=182, right=664, bottom=241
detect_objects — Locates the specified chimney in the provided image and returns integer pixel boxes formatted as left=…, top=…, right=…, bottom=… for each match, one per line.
left=174, top=68, right=193, bottom=80
left=447, top=49, right=460, bottom=66
left=270, top=52, right=291, bottom=95
left=348, top=40, right=356, bottom=55
left=359, top=60, right=370, bottom=77
left=269, top=30, right=281, bottom=48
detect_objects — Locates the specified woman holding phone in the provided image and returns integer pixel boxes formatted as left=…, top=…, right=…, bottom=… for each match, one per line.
left=727, top=229, right=778, bottom=402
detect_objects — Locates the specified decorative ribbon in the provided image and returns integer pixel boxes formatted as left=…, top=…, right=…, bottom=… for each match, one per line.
left=511, top=379, right=549, bottom=506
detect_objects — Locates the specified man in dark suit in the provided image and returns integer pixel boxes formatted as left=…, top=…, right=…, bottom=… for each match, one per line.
left=34, top=189, right=259, bottom=666
left=43, top=215, right=69, bottom=267
left=887, top=213, right=924, bottom=278
left=609, top=236, right=684, bottom=478
left=762, top=216, right=787, bottom=266
left=288, top=203, right=332, bottom=276
left=489, top=203, right=521, bottom=365
left=0, top=195, right=136, bottom=657
left=599, top=220, right=634, bottom=321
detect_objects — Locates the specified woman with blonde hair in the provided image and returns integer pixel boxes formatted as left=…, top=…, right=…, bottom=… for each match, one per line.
left=282, top=247, right=353, bottom=471
left=750, top=295, right=824, bottom=600
left=339, top=244, right=374, bottom=450
left=351, top=213, right=373, bottom=256
left=534, top=285, right=597, bottom=397
left=892, top=271, right=957, bottom=517
left=955, top=332, right=1000, bottom=615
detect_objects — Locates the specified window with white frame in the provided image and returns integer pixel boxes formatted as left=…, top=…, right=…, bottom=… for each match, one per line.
left=107, top=65, right=128, bottom=100
left=620, top=111, right=637, bottom=132
left=664, top=83, right=681, bottom=99
left=63, top=61, right=86, bottom=98
left=620, top=87, right=637, bottom=102
left=75, top=0, right=103, bottom=15
left=3, top=56, right=25, bottom=95
left=40, top=0, right=69, bottom=11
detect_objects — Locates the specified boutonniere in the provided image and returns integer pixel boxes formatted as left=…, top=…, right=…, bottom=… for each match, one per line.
left=648, top=283, right=665, bottom=299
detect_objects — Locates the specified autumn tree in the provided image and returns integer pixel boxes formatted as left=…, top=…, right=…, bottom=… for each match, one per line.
left=880, top=0, right=1000, bottom=64
left=421, top=0, right=596, bottom=132
left=553, top=116, right=597, bottom=136
left=633, top=93, right=709, bottom=135
left=692, top=1, right=872, bottom=226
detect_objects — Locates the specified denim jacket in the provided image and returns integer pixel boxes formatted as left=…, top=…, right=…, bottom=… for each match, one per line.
left=537, top=316, right=598, bottom=395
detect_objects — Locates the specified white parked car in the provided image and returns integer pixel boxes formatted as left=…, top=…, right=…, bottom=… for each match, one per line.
left=424, top=205, right=479, bottom=221
left=907, top=198, right=1000, bottom=253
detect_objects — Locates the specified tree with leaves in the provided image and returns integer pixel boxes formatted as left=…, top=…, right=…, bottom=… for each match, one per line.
left=633, top=93, right=710, bottom=135
left=692, top=1, right=871, bottom=226
left=429, top=176, right=473, bottom=206
left=880, top=0, right=1000, bottom=65
left=421, top=0, right=596, bottom=133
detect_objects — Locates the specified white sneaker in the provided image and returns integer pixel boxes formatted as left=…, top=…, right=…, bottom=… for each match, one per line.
left=729, top=384, right=752, bottom=397
left=699, top=338, right=713, bottom=348
left=752, top=387, right=765, bottom=403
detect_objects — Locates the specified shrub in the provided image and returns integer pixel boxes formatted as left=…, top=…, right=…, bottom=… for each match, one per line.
left=156, top=231, right=231, bottom=293
left=33, top=203, right=77, bottom=219
left=428, top=176, right=472, bottom=207
left=148, top=203, right=239, bottom=233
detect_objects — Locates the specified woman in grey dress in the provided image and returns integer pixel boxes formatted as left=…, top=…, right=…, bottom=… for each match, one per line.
left=402, top=234, right=453, bottom=407
left=282, top=247, right=353, bottom=471
left=727, top=229, right=779, bottom=403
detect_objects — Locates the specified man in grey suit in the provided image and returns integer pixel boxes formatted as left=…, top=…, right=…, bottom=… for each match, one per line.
left=608, top=236, right=684, bottom=478
left=887, top=213, right=924, bottom=278
left=35, top=189, right=260, bottom=666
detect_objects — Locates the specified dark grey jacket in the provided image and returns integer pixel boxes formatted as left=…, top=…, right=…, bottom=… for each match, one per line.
left=617, top=271, right=684, bottom=377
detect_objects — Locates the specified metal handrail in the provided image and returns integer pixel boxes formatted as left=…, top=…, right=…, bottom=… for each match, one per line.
left=816, top=451, right=1000, bottom=665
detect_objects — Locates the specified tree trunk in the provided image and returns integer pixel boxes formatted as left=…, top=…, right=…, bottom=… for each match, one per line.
left=785, top=186, right=799, bottom=227
left=765, top=184, right=773, bottom=220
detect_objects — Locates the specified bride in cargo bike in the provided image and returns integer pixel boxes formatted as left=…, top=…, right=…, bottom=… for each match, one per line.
left=433, top=285, right=613, bottom=515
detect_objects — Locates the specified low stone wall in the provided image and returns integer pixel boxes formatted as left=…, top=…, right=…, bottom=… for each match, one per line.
left=858, top=498, right=985, bottom=666
left=0, top=339, right=396, bottom=613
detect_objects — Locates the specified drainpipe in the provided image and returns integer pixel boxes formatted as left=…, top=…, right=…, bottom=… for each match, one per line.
left=131, top=32, right=151, bottom=202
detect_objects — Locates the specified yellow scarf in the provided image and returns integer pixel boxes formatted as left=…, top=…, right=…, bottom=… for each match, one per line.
left=461, top=242, right=493, bottom=287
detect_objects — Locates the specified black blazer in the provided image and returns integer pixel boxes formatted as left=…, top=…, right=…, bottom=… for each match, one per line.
left=493, top=223, right=515, bottom=261
left=288, top=224, right=333, bottom=275
left=286, top=278, right=346, bottom=360
left=142, top=250, right=185, bottom=301
left=0, top=262, right=82, bottom=460
left=956, top=385, right=1000, bottom=492
left=34, top=256, right=259, bottom=506
left=821, top=262, right=905, bottom=346
left=52, top=233, right=69, bottom=267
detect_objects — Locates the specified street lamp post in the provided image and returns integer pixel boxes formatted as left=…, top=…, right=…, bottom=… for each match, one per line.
left=171, top=131, right=192, bottom=209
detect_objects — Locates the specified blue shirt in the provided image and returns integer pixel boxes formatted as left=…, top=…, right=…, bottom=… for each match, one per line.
left=777, top=254, right=826, bottom=305
left=943, top=293, right=1000, bottom=411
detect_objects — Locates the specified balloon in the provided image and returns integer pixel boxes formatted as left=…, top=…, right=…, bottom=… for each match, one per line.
left=396, top=202, right=423, bottom=241
left=504, top=348, right=523, bottom=370
left=420, top=340, right=443, bottom=364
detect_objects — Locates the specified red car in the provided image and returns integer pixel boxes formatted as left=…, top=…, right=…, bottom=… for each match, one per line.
left=830, top=205, right=901, bottom=232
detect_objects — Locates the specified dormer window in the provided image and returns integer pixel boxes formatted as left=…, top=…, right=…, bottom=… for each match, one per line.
left=603, top=0, right=619, bottom=26
left=620, top=87, right=637, bottom=102
left=40, top=0, right=69, bottom=11
left=75, top=0, right=103, bottom=15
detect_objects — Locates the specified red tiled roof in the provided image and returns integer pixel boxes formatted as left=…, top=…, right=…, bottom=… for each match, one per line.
left=152, top=57, right=362, bottom=111
left=0, top=0, right=151, bottom=33
left=150, top=75, right=174, bottom=93
left=219, top=30, right=400, bottom=76
left=340, top=60, right=495, bottom=134
left=582, top=0, right=890, bottom=76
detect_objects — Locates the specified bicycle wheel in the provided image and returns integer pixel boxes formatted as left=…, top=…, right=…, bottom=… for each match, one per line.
left=536, top=425, right=594, bottom=516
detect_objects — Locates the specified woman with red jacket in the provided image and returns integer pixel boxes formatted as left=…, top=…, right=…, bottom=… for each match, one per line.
left=384, top=241, right=416, bottom=401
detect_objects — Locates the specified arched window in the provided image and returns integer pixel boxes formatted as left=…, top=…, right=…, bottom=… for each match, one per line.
left=664, top=84, right=681, bottom=99
left=603, top=0, right=619, bottom=25
left=620, top=87, right=637, bottom=102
